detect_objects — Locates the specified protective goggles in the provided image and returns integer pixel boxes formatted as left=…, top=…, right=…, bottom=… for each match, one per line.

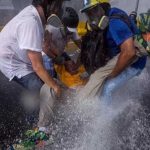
left=84, top=5, right=109, bottom=31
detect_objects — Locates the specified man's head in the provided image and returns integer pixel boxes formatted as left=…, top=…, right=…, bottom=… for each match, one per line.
left=137, top=10, right=150, bottom=33
left=81, top=0, right=110, bottom=31
left=32, top=0, right=64, bottom=19
left=137, top=10, right=150, bottom=49
left=60, top=7, right=79, bottom=38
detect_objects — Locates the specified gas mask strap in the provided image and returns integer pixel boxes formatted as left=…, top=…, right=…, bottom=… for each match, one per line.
left=98, top=16, right=109, bottom=30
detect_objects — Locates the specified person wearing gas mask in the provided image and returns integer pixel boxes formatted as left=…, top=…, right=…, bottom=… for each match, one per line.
left=136, top=9, right=150, bottom=54
left=80, top=0, right=147, bottom=104
left=0, top=0, right=64, bottom=137
left=43, top=6, right=81, bottom=77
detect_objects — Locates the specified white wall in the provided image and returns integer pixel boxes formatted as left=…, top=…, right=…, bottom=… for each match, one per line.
left=0, top=0, right=149, bottom=25
left=111, top=0, right=150, bottom=15
left=0, top=0, right=14, bottom=10
left=64, top=0, right=150, bottom=21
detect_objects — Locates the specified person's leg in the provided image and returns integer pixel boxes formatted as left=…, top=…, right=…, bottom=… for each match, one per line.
left=38, top=79, right=64, bottom=132
left=13, top=72, right=44, bottom=125
left=38, top=84, right=56, bottom=132
left=13, top=72, right=44, bottom=93
left=100, top=67, right=142, bottom=105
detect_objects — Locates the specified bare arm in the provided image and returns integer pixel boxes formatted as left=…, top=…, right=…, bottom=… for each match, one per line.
left=43, top=30, right=60, bottom=58
left=73, top=39, right=81, bottom=50
left=27, top=50, right=61, bottom=95
left=72, top=39, right=82, bottom=67
left=109, top=37, right=137, bottom=78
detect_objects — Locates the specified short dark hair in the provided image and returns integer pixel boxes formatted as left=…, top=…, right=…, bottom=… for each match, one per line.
left=100, top=2, right=111, bottom=14
left=32, top=0, right=64, bottom=18
left=32, top=0, right=44, bottom=7
left=61, top=7, right=79, bottom=28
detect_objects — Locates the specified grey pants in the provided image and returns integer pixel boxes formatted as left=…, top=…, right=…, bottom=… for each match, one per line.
left=38, top=83, right=76, bottom=128
left=38, top=84, right=55, bottom=128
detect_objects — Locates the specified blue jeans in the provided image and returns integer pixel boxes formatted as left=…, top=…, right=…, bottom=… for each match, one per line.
left=13, top=72, right=44, bottom=93
left=100, top=67, right=142, bottom=105
left=13, top=72, right=44, bottom=125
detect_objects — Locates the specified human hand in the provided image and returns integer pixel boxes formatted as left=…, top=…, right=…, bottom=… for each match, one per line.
left=52, top=84, right=61, bottom=97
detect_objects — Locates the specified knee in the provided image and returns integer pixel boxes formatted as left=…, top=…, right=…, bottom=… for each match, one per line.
left=136, top=68, right=143, bottom=76
left=102, top=80, right=116, bottom=96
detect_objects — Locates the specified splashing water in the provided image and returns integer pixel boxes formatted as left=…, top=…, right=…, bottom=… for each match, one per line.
left=43, top=59, right=150, bottom=150
left=1, top=1, right=150, bottom=148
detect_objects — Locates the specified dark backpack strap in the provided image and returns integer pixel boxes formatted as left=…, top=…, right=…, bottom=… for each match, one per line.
left=110, top=13, right=132, bottom=30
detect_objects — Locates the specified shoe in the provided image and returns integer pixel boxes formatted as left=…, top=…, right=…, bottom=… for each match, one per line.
left=13, top=128, right=49, bottom=150
left=1, top=144, right=15, bottom=150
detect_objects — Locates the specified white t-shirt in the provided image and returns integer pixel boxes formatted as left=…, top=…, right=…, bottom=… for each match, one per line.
left=45, top=24, right=80, bottom=55
left=0, top=5, right=44, bottom=80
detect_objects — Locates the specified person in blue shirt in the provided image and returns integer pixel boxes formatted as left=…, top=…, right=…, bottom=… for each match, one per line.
left=80, top=0, right=147, bottom=104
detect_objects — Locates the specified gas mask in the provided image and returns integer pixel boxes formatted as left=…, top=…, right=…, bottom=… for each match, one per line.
left=46, top=13, right=73, bottom=40
left=85, top=4, right=109, bottom=31
left=86, top=15, right=109, bottom=31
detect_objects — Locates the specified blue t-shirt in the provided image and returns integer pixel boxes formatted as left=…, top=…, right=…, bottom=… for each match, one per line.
left=106, top=7, right=147, bottom=69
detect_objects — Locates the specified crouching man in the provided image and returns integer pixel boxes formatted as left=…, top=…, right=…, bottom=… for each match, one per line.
left=80, top=0, right=147, bottom=103
left=0, top=0, right=64, bottom=140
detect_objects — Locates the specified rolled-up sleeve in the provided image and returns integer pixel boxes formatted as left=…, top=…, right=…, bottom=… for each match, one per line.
left=109, top=19, right=134, bottom=46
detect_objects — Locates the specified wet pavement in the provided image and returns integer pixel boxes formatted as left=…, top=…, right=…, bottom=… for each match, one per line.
left=0, top=72, right=28, bottom=144
left=0, top=61, right=150, bottom=149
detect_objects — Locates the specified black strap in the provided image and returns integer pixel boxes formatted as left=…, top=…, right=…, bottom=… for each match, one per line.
left=110, top=13, right=132, bottom=30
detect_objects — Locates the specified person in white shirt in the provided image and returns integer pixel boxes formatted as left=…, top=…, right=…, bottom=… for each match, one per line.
left=0, top=0, right=63, bottom=133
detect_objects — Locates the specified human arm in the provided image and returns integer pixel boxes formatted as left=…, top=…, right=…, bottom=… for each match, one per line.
left=28, top=50, right=61, bottom=96
left=72, top=35, right=82, bottom=67
left=17, top=19, right=61, bottom=94
left=109, top=37, right=136, bottom=78
left=71, top=37, right=82, bottom=66
left=108, top=17, right=137, bottom=78
left=43, top=30, right=60, bottom=59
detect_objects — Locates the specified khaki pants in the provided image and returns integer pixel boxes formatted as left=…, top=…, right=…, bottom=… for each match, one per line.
left=38, top=83, right=75, bottom=128
left=38, top=84, right=55, bottom=128
left=78, top=55, right=119, bottom=100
